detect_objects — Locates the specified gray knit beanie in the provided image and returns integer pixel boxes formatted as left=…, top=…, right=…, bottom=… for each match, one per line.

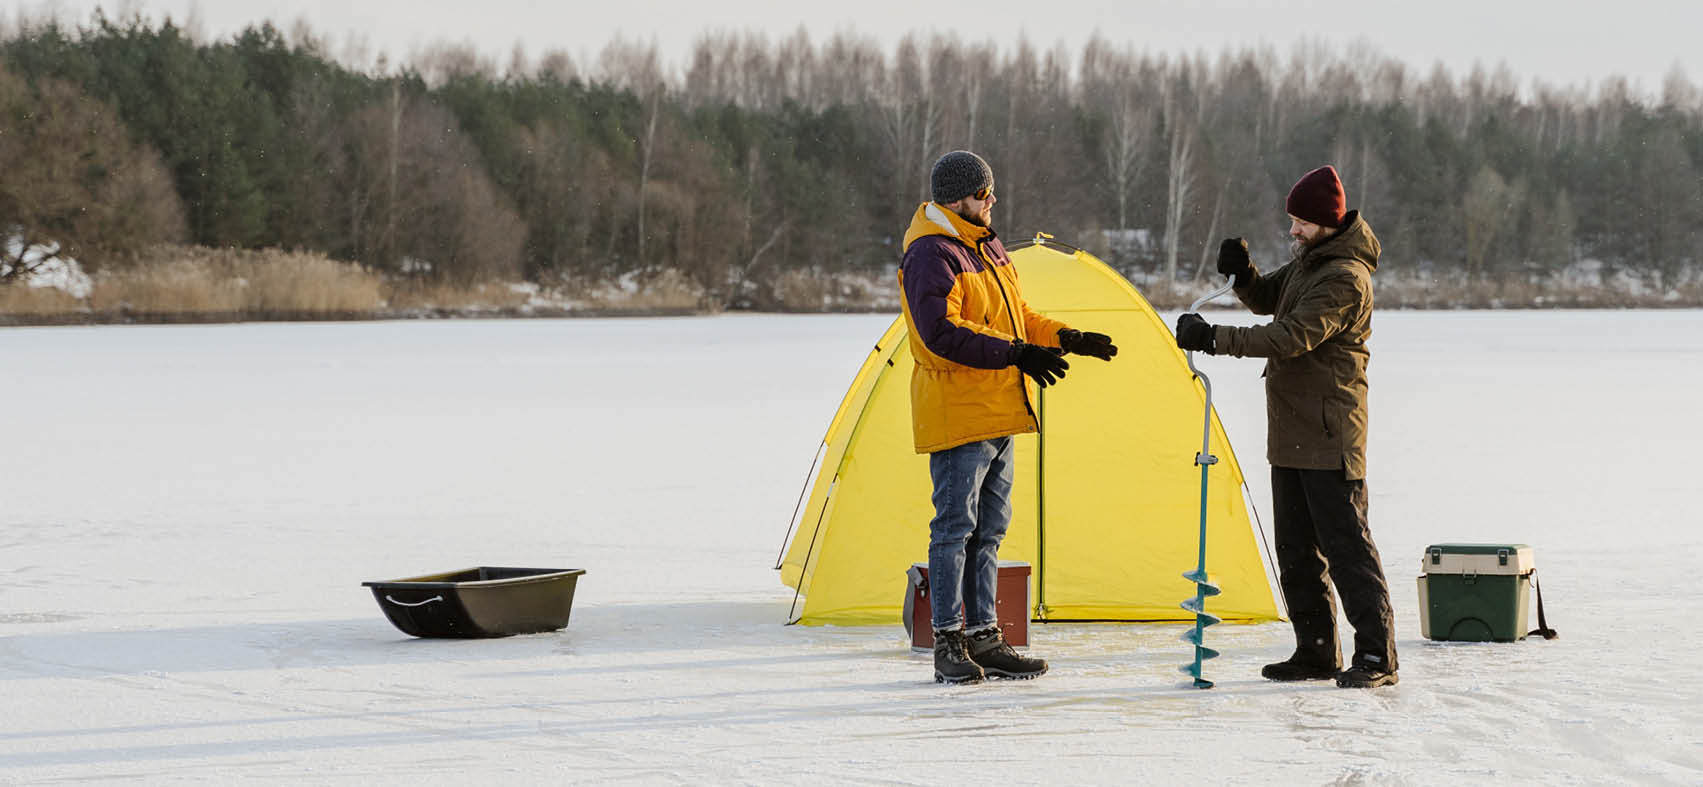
left=930, top=150, right=994, bottom=204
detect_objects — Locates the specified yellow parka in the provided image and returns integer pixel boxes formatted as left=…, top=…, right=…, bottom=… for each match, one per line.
left=897, top=203, right=1069, bottom=453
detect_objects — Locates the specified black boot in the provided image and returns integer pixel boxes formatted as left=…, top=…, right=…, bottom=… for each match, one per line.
left=1335, top=659, right=1399, bottom=688
left=966, top=627, right=1048, bottom=679
left=1260, top=651, right=1341, bottom=682
left=933, top=629, right=984, bottom=685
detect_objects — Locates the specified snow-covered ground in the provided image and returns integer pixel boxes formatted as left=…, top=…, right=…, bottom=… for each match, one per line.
left=2, top=311, right=1700, bottom=784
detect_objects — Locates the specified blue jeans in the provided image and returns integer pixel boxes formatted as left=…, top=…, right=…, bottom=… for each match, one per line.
left=927, top=436, right=1015, bottom=632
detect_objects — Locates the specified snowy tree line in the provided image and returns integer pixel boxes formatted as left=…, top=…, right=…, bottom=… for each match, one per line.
left=3, top=14, right=1702, bottom=309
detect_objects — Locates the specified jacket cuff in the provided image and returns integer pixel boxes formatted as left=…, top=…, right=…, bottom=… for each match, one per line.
left=1212, top=325, right=1234, bottom=356
left=1056, top=327, right=1078, bottom=351
left=1232, top=265, right=1258, bottom=290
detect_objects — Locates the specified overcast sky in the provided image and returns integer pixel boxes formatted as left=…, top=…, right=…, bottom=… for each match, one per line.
left=18, top=0, right=1700, bottom=96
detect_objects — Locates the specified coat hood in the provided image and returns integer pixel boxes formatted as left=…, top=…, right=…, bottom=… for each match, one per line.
left=903, top=202, right=994, bottom=253
left=1301, top=210, right=1379, bottom=274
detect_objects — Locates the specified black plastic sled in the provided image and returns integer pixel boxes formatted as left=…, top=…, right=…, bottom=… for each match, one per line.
left=363, top=566, right=586, bottom=638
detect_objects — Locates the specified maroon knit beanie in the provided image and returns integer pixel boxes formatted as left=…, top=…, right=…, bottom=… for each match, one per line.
left=1286, top=165, right=1346, bottom=228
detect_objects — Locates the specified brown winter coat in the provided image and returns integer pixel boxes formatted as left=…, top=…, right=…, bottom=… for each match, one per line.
left=1213, top=211, right=1379, bottom=480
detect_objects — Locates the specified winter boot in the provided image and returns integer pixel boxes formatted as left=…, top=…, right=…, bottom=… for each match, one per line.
left=1335, top=663, right=1399, bottom=688
left=1260, top=651, right=1341, bottom=682
left=966, top=627, right=1048, bottom=679
left=933, top=629, right=985, bottom=685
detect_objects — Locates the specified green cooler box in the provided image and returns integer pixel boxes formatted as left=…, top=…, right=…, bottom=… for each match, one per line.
left=1417, top=543, right=1534, bottom=642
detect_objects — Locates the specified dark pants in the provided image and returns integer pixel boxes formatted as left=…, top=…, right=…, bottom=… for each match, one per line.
left=1271, top=466, right=1398, bottom=672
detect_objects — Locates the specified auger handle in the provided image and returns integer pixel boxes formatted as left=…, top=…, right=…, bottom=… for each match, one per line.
left=1188, top=275, right=1237, bottom=313
left=1185, top=274, right=1235, bottom=459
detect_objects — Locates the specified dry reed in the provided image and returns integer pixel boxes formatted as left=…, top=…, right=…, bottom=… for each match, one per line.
left=384, top=279, right=533, bottom=314
left=0, top=245, right=385, bottom=323
left=569, top=268, right=706, bottom=313
left=8, top=243, right=1703, bottom=326
left=94, top=247, right=383, bottom=319
left=0, top=285, right=84, bottom=316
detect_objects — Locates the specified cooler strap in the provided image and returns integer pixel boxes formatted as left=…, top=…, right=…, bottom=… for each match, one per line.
left=1528, top=568, right=1558, bottom=640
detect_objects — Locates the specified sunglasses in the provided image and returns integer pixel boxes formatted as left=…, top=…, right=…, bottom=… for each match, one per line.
left=972, top=186, right=994, bottom=201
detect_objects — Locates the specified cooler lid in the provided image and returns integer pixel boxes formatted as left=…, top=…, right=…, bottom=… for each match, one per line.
left=1421, top=544, right=1534, bottom=575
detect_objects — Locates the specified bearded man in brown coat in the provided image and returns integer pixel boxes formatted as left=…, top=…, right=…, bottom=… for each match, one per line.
left=1173, top=165, right=1398, bottom=689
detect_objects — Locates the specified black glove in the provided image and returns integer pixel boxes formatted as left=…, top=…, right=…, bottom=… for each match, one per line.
left=1010, top=341, right=1069, bottom=387
left=1057, top=328, right=1118, bottom=361
left=1216, top=237, right=1253, bottom=286
left=1174, top=313, right=1216, bottom=354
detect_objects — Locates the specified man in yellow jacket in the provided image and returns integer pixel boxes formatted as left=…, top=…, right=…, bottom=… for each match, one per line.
left=899, top=150, right=1118, bottom=684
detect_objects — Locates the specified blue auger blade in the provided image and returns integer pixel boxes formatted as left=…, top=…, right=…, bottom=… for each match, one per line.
left=1196, top=646, right=1221, bottom=660
left=1180, top=653, right=1217, bottom=688
left=1181, top=570, right=1222, bottom=596
left=1181, top=628, right=1222, bottom=648
left=1179, top=598, right=1222, bottom=624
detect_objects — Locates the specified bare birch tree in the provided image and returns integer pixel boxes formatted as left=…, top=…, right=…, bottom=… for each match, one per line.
left=960, top=43, right=996, bottom=149
left=877, top=35, right=944, bottom=206
left=600, top=40, right=668, bottom=270
left=1161, top=78, right=1198, bottom=292
left=1080, top=40, right=1154, bottom=231
left=1462, top=165, right=1522, bottom=280
left=343, top=88, right=524, bottom=280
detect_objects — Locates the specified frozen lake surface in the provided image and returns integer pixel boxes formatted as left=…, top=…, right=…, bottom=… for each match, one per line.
left=2, top=310, right=1700, bottom=783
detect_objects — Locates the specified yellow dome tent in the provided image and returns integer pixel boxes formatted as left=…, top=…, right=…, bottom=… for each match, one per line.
left=777, top=238, right=1282, bottom=626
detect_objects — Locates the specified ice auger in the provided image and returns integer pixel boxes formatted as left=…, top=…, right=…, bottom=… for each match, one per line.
left=1179, top=275, right=1237, bottom=689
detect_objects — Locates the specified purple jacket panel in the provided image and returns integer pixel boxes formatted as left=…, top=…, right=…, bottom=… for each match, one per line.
left=901, top=235, right=1016, bottom=370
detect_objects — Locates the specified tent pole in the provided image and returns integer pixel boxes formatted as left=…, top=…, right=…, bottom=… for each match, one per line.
left=1244, top=479, right=1288, bottom=619
left=785, top=476, right=839, bottom=625
left=1036, top=385, right=1047, bottom=620
left=775, top=441, right=827, bottom=570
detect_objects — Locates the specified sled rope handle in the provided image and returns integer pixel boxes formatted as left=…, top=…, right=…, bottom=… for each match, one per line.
left=385, top=594, right=443, bottom=608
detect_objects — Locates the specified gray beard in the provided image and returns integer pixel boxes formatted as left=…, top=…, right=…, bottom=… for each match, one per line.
left=1293, top=221, right=1345, bottom=257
